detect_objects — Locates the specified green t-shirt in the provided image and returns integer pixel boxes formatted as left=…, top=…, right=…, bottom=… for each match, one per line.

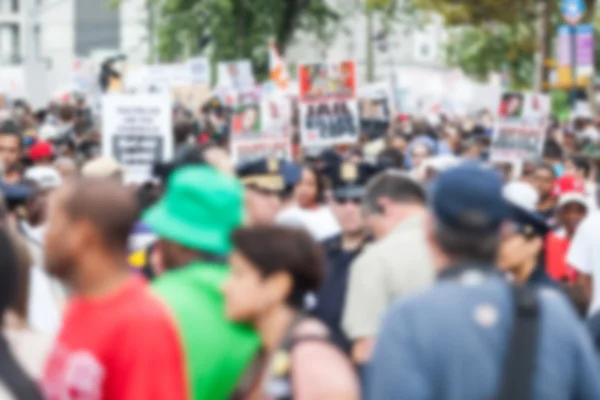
left=152, top=262, right=260, bottom=400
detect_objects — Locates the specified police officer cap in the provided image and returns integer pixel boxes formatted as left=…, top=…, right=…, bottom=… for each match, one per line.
left=237, top=157, right=285, bottom=192
left=328, top=161, right=379, bottom=200
left=432, top=162, right=508, bottom=233
left=507, top=204, right=549, bottom=239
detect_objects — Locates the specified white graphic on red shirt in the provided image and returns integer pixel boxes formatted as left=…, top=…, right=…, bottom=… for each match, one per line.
left=43, top=345, right=105, bottom=400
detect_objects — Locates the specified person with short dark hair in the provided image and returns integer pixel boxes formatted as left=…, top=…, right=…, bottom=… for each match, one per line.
left=532, top=162, right=557, bottom=223
left=367, top=162, right=600, bottom=400
left=342, top=171, right=434, bottom=366
left=225, top=225, right=359, bottom=400
left=41, top=179, right=188, bottom=400
left=238, top=157, right=287, bottom=225
left=0, top=120, right=22, bottom=179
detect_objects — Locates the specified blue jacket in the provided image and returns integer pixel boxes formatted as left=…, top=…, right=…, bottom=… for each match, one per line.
left=367, top=267, right=600, bottom=400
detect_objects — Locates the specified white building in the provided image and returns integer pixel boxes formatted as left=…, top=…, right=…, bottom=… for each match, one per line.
left=285, top=0, right=449, bottom=85
left=0, top=0, right=149, bottom=106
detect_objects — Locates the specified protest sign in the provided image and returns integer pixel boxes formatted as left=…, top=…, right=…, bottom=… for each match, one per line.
left=230, top=89, right=293, bottom=164
left=358, top=82, right=394, bottom=140
left=298, top=61, right=359, bottom=147
left=231, top=138, right=292, bottom=166
left=217, top=60, right=255, bottom=90
left=125, top=58, right=211, bottom=93
left=491, top=92, right=550, bottom=163
left=102, top=94, right=173, bottom=182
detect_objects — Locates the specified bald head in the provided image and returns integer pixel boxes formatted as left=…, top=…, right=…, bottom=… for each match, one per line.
left=62, top=179, right=139, bottom=251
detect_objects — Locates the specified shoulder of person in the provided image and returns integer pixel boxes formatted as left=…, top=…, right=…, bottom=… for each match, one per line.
left=384, top=277, right=509, bottom=330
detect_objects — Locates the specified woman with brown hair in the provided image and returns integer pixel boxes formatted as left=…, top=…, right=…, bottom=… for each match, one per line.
left=225, top=225, right=359, bottom=400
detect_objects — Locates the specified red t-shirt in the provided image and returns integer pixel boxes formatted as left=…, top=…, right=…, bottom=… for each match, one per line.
left=42, top=276, right=187, bottom=400
left=546, top=231, right=577, bottom=283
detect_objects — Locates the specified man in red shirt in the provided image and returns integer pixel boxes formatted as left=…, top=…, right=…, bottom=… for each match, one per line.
left=41, top=179, right=187, bottom=400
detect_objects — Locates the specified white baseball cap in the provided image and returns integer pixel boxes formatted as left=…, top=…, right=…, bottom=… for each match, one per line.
left=24, top=166, right=62, bottom=190
left=557, top=192, right=588, bottom=210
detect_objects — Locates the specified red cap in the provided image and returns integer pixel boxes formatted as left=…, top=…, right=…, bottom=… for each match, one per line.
left=28, top=141, right=54, bottom=161
left=553, top=174, right=585, bottom=197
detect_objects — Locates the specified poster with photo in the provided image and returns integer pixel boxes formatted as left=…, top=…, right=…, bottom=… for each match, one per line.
left=491, top=92, right=550, bottom=162
left=217, top=60, right=255, bottom=90
left=358, top=82, right=394, bottom=140
left=298, top=61, right=359, bottom=147
left=102, top=94, right=173, bottom=182
left=230, top=89, right=292, bottom=163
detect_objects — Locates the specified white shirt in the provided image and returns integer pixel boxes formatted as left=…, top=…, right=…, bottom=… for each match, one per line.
left=567, top=212, right=600, bottom=315
left=276, top=205, right=340, bottom=242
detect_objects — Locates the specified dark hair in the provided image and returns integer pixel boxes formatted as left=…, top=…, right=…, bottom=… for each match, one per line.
left=65, top=179, right=140, bottom=252
left=59, top=104, right=76, bottom=122
left=232, top=226, right=324, bottom=308
left=363, top=171, right=426, bottom=214
left=0, top=228, right=43, bottom=399
left=434, top=222, right=500, bottom=263
left=534, top=162, right=556, bottom=178
left=302, top=165, right=326, bottom=205
left=543, top=139, right=563, bottom=161
left=570, top=155, right=591, bottom=178
left=377, top=148, right=405, bottom=169
left=0, top=119, right=22, bottom=147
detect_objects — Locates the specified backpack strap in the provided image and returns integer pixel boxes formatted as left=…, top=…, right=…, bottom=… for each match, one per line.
left=496, top=285, right=540, bottom=400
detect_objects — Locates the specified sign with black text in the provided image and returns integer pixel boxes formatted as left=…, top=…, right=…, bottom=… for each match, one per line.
left=298, top=61, right=359, bottom=147
left=102, top=94, right=173, bottom=182
left=491, top=92, right=550, bottom=162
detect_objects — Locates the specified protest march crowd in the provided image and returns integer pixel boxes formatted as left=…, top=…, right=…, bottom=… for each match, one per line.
left=2, top=52, right=600, bottom=400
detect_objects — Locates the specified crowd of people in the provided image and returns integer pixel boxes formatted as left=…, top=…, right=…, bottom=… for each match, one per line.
left=0, top=91, right=599, bottom=399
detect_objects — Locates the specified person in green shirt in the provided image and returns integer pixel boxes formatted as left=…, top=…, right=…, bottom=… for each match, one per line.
left=143, top=165, right=260, bottom=400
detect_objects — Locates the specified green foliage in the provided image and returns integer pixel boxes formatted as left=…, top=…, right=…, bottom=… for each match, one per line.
left=114, top=0, right=340, bottom=79
left=415, top=0, right=599, bottom=89
left=445, top=24, right=536, bottom=89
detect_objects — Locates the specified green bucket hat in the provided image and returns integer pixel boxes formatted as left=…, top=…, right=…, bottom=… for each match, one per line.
left=143, top=165, right=244, bottom=254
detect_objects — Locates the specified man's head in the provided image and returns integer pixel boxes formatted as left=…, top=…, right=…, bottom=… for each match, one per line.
left=54, top=157, right=78, bottom=182
left=362, top=171, right=426, bottom=239
left=0, top=120, right=22, bottom=171
left=328, top=161, right=377, bottom=236
left=429, top=163, right=507, bottom=270
left=556, top=193, right=588, bottom=236
left=238, top=158, right=286, bottom=225
left=532, top=163, right=556, bottom=201
left=565, top=155, right=591, bottom=181
left=81, top=156, right=124, bottom=182
left=410, top=142, right=431, bottom=169
left=44, top=179, right=139, bottom=280
left=23, top=166, right=63, bottom=226
left=59, top=104, right=76, bottom=124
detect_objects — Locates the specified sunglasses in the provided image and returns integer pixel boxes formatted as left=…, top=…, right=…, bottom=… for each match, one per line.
left=334, top=196, right=362, bottom=205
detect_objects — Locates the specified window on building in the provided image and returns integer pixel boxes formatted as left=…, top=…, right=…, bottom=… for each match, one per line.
left=0, top=23, right=20, bottom=64
left=0, top=0, right=19, bottom=13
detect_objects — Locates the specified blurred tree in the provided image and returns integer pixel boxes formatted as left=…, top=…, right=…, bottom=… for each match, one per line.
left=414, top=0, right=598, bottom=89
left=113, top=0, right=340, bottom=78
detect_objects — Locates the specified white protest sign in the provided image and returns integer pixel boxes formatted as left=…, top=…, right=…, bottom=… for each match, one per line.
left=229, top=88, right=292, bottom=164
left=298, top=61, right=359, bottom=147
left=217, top=60, right=255, bottom=90
left=231, top=138, right=292, bottom=166
left=490, top=92, right=550, bottom=162
left=102, top=94, right=173, bottom=182
left=125, top=58, right=211, bottom=93
left=358, top=81, right=393, bottom=139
